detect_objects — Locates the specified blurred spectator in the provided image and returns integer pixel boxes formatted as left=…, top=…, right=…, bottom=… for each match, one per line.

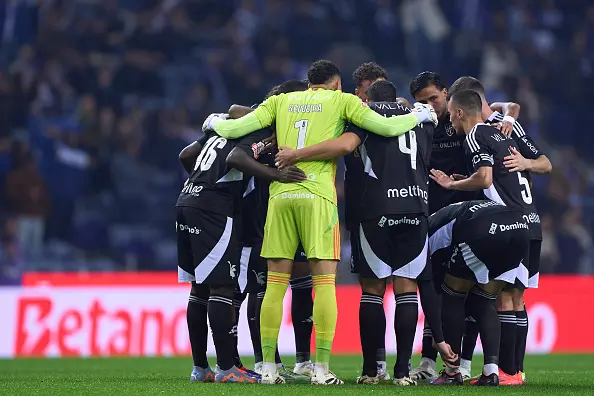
left=5, top=148, right=50, bottom=259
left=0, top=217, right=22, bottom=285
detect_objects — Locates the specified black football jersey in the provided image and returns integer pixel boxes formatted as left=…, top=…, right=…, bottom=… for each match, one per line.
left=463, top=123, right=541, bottom=239
left=429, top=118, right=481, bottom=214
left=343, top=124, right=368, bottom=231
left=429, top=200, right=528, bottom=260
left=353, top=101, right=435, bottom=219
left=176, top=129, right=271, bottom=217
left=486, top=112, right=544, bottom=240
left=240, top=150, right=274, bottom=246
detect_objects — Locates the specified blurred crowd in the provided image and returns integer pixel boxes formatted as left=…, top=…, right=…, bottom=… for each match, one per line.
left=0, top=0, right=593, bottom=281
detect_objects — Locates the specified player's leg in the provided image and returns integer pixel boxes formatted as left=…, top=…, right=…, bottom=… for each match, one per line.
left=351, top=226, right=389, bottom=382
left=431, top=273, right=474, bottom=386
left=515, top=240, right=540, bottom=382
left=411, top=247, right=448, bottom=382
left=388, top=216, right=428, bottom=386
left=309, top=258, right=342, bottom=384
left=232, top=289, right=247, bottom=370
left=259, top=194, right=299, bottom=384
left=296, top=194, right=342, bottom=385
left=177, top=208, right=214, bottom=382
left=469, top=280, right=507, bottom=386
left=240, top=244, right=268, bottom=377
left=357, top=277, right=387, bottom=384
left=415, top=260, right=442, bottom=383
left=290, top=249, right=314, bottom=376
left=187, top=282, right=213, bottom=382
left=497, top=250, right=529, bottom=383
left=392, top=276, right=419, bottom=386
left=460, top=296, right=480, bottom=380
left=471, top=233, right=528, bottom=387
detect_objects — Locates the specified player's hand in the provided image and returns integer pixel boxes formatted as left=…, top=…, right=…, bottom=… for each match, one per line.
left=504, top=147, right=529, bottom=172
left=435, top=341, right=459, bottom=368
left=412, top=103, right=438, bottom=127
left=450, top=173, right=468, bottom=181
left=430, top=169, right=454, bottom=189
left=276, top=165, right=307, bottom=183
left=275, top=146, right=298, bottom=169
left=499, top=120, right=514, bottom=137
left=202, top=113, right=228, bottom=132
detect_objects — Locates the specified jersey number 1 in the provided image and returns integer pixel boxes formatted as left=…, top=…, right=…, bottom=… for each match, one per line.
left=294, top=120, right=308, bottom=149
left=398, top=131, right=417, bottom=170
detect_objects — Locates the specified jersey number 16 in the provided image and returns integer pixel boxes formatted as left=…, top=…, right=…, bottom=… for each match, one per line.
left=194, top=136, right=227, bottom=171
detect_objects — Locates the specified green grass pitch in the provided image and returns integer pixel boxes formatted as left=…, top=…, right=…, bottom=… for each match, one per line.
left=1, top=355, right=593, bottom=395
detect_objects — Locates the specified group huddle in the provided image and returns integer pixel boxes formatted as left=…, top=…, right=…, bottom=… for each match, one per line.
left=175, top=60, right=551, bottom=386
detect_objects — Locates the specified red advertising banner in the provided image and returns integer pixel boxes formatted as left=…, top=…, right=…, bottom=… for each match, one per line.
left=0, top=273, right=591, bottom=358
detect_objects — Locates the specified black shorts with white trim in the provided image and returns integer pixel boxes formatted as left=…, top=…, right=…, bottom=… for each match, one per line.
left=447, top=228, right=530, bottom=285
left=510, top=239, right=541, bottom=289
left=177, top=207, right=240, bottom=286
left=237, top=242, right=309, bottom=293
left=355, top=213, right=428, bottom=280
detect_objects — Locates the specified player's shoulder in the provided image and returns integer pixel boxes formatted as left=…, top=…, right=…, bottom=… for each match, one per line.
left=368, top=101, right=411, bottom=116
left=468, top=123, right=499, bottom=142
left=489, top=111, right=528, bottom=139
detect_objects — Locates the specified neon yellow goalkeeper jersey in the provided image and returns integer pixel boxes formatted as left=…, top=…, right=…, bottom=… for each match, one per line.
left=214, top=89, right=420, bottom=204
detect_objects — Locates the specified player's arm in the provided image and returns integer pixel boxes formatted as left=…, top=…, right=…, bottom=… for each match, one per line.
left=178, top=135, right=208, bottom=174
left=210, top=96, right=278, bottom=139
left=274, top=128, right=365, bottom=168
left=505, top=128, right=552, bottom=174
left=430, top=167, right=492, bottom=191
left=490, top=102, right=520, bottom=120
left=226, top=129, right=306, bottom=183
left=342, top=93, right=431, bottom=137
left=430, top=139, right=493, bottom=191
left=504, top=147, right=552, bottom=174
left=490, top=102, right=520, bottom=136
left=226, top=148, right=306, bottom=183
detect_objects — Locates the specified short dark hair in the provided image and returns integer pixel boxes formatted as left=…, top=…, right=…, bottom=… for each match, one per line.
left=352, top=62, right=388, bottom=87
left=450, top=89, right=483, bottom=115
left=265, top=84, right=281, bottom=99
left=307, top=60, right=341, bottom=85
left=277, top=79, right=309, bottom=94
left=448, top=76, right=485, bottom=100
left=366, top=80, right=397, bottom=102
left=409, top=71, right=447, bottom=98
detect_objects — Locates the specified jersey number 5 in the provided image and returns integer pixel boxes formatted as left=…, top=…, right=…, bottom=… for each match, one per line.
left=294, top=120, right=308, bottom=149
left=517, top=172, right=533, bottom=204
left=398, top=131, right=417, bottom=170
left=194, top=136, right=227, bottom=171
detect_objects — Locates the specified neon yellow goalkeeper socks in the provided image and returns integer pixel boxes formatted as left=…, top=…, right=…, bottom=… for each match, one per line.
left=260, top=271, right=290, bottom=363
left=312, top=274, right=337, bottom=365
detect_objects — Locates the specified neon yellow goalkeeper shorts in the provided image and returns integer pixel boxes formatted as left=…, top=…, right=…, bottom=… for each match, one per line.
left=261, top=188, right=340, bottom=261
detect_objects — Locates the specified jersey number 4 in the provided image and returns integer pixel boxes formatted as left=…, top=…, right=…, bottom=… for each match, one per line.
left=398, top=131, right=417, bottom=170
left=294, top=120, right=308, bottom=149
left=194, top=136, right=227, bottom=171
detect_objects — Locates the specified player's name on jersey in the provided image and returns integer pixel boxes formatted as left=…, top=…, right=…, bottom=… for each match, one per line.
left=386, top=184, right=427, bottom=200
left=491, top=133, right=513, bottom=143
left=372, top=102, right=409, bottom=111
left=287, top=104, right=322, bottom=113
